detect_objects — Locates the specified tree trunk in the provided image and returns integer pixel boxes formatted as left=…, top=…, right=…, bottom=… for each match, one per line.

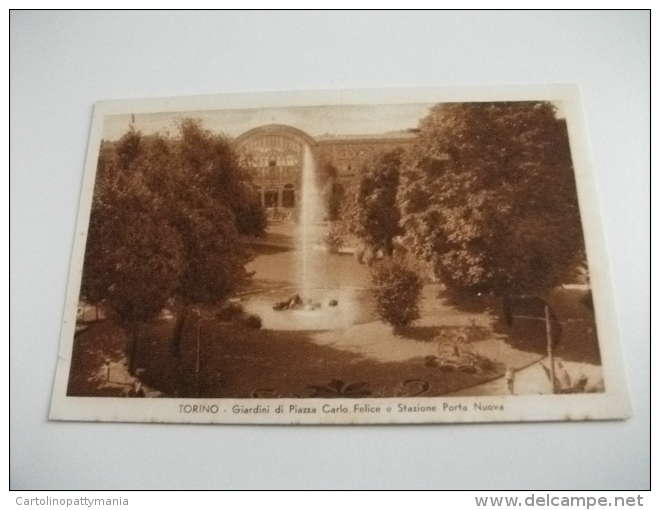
left=171, top=304, right=191, bottom=358
left=383, top=238, right=394, bottom=258
left=502, top=295, right=513, bottom=327
left=127, top=322, right=140, bottom=376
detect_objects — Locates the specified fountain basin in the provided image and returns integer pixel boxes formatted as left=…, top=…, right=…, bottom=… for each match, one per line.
left=242, top=287, right=370, bottom=331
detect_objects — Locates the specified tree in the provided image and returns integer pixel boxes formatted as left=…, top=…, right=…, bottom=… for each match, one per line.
left=399, top=101, right=584, bottom=300
left=319, top=163, right=345, bottom=221
left=80, top=120, right=261, bottom=371
left=371, top=261, right=422, bottom=330
left=166, top=120, right=257, bottom=353
left=233, top=188, right=268, bottom=237
left=175, top=119, right=267, bottom=238
left=348, top=148, right=404, bottom=257
left=82, top=131, right=185, bottom=373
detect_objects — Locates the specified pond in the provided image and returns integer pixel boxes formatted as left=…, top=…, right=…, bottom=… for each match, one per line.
left=243, top=240, right=375, bottom=331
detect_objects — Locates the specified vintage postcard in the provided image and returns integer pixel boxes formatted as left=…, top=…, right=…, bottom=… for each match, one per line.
left=49, top=86, right=631, bottom=424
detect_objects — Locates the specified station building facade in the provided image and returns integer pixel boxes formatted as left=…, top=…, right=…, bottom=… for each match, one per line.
left=233, top=124, right=416, bottom=212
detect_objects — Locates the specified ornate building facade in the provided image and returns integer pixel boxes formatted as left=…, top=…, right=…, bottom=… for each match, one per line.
left=234, top=124, right=416, bottom=212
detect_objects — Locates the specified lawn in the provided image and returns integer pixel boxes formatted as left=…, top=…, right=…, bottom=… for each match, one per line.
left=68, top=314, right=504, bottom=398
left=67, top=222, right=602, bottom=398
left=67, top=282, right=601, bottom=399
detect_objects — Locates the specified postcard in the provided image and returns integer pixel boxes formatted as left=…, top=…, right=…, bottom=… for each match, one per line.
left=49, top=86, right=631, bottom=424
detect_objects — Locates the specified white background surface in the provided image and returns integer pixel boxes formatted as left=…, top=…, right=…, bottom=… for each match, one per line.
left=10, top=11, right=649, bottom=489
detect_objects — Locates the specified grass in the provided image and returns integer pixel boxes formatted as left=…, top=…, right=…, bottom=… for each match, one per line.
left=440, top=288, right=602, bottom=365
left=68, top=315, right=503, bottom=398
left=67, top=284, right=600, bottom=398
left=170, top=319, right=505, bottom=398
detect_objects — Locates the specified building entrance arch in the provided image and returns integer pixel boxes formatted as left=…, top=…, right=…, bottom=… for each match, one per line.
left=234, top=124, right=318, bottom=212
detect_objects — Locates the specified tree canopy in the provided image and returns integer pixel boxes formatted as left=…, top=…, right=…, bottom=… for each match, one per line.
left=319, top=163, right=345, bottom=222
left=399, top=101, right=584, bottom=296
left=347, top=148, right=404, bottom=256
left=81, top=120, right=265, bottom=325
left=81, top=135, right=184, bottom=323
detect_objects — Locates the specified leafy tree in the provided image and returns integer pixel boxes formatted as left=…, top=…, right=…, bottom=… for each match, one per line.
left=80, top=120, right=262, bottom=370
left=348, top=148, right=404, bottom=257
left=233, top=188, right=268, bottom=237
left=166, top=120, right=257, bottom=352
left=319, top=163, right=345, bottom=221
left=82, top=132, right=185, bottom=373
left=399, top=101, right=584, bottom=300
left=371, top=261, right=422, bottom=330
left=175, top=119, right=267, bottom=238
left=115, top=126, right=141, bottom=169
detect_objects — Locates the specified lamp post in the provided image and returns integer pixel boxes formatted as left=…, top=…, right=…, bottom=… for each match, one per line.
left=544, top=305, right=556, bottom=393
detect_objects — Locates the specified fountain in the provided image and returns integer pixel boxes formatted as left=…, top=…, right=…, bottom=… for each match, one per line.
left=299, top=144, right=321, bottom=299
left=270, top=143, right=340, bottom=322
left=244, top=141, right=364, bottom=331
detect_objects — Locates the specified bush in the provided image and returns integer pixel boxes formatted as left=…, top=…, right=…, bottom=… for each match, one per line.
left=434, top=335, right=495, bottom=373
left=324, top=224, right=344, bottom=253
left=234, top=195, right=268, bottom=237
left=242, top=313, right=262, bottom=329
left=371, top=261, right=422, bottom=329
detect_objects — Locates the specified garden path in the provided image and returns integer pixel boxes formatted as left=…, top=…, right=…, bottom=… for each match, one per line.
left=448, top=358, right=604, bottom=396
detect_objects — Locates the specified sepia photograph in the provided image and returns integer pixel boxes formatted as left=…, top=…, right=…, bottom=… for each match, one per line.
left=12, top=8, right=649, bottom=492
left=48, top=86, right=630, bottom=424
